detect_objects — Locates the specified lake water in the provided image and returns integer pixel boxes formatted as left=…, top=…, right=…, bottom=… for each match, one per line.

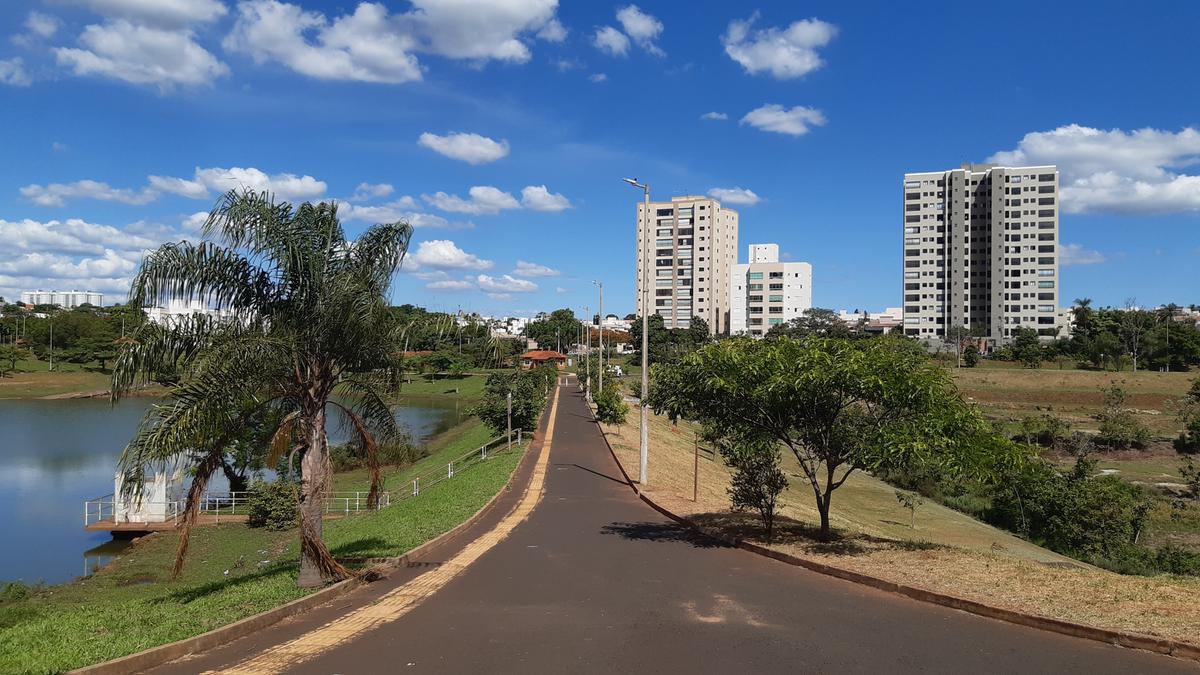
left=0, top=396, right=466, bottom=586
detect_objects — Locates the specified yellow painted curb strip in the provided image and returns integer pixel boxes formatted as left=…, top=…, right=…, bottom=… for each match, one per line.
left=209, top=385, right=562, bottom=675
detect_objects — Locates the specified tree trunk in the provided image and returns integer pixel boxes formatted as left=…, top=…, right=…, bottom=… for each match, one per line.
left=297, top=405, right=349, bottom=587
left=817, top=497, right=831, bottom=541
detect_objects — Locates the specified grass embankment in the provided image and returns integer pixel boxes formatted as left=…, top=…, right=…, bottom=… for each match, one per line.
left=0, top=420, right=524, bottom=675
left=601, top=406, right=1200, bottom=647
left=951, top=365, right=1192, bottom=438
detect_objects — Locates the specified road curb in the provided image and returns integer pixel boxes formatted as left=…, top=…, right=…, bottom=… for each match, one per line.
left=69, top=434, right=546, bottom=675
left=587, top=394, right=1200, bottom=664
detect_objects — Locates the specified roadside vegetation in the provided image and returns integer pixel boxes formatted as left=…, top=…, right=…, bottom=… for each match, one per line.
left=0, top=422, right=524, bottom=675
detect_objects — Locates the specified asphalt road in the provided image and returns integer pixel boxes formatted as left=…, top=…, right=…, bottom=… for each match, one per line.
left=158, top=380, right=1196, bottom=674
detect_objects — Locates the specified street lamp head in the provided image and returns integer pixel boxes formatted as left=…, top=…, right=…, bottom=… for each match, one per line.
left=622, top=177, right=638, bottom=186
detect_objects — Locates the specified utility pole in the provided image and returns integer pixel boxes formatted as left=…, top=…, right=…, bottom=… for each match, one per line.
left=506, top=391, right=512, bottom=448
left=49, top=316, right=54, bottom=372
left=623, top=177, right=651, bottom=486
left=593, top=281, right=604, bottom=396
left=584, top=304, right=591, bottom=402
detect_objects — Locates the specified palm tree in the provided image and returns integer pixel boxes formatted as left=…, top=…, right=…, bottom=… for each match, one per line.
left=112, top=190, right=412, bottom=587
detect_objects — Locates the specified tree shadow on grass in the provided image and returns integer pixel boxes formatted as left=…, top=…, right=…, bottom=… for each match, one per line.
left=157, top=561, right=297, bottom=605
left=686, top=512, right=943, bottom=558
left=329, top=537, right=390, bottom=557
left=599, top=521, right=731, bottom=549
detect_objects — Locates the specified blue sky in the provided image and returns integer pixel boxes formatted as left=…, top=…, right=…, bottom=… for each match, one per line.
left=2, top=0, right=1198, bottom=317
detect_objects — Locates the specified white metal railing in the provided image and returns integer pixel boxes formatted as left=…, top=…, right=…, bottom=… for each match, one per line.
left=83, top=430, right=527, bottom=527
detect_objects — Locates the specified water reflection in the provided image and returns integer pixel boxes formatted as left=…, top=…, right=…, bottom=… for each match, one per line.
left=0, top=395, right=465, bottom=585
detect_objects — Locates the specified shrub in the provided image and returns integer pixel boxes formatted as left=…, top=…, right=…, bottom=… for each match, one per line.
left=719, top=435, right=788, bottom=542
left=1176, top=418, right=1200, bottom=455
left=987, top=454, right=1153, bottom=562
left=962, top=344, right=980, bottom=368
left=1015, top=414, right=1071, bottom=448
left=595, top=385, right=629, bottom=430
left=247, top=480, right=299, bottom=531
left=1095, top=384, right=1150, bottom=449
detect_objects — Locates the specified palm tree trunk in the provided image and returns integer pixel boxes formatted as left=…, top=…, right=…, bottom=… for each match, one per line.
left=297, top=405, right=350, bottom=587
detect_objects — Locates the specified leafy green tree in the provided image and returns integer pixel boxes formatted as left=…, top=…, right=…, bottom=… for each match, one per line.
left=1120, top=301, right=1155, bottom=372
left=0, top=345, right=27, bottom=377
left=524, top=309, right=580, bottom=352
left=764, top=308, right=852, bottom=340
left=112, top=190, right=411, bottom=586
left=647, top=337, right=1019, bottom=540
left=895, top=489, right=924, bottom=529
left=471, top=366, right=555, bottom=435
left=1012, top=328, right=1043, bottom=368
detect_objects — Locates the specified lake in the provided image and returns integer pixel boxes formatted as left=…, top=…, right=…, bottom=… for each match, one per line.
left=0, top=396, right=467, bottom=586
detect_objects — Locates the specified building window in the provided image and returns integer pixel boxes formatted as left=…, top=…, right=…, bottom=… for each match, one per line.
left=748, top=272, right=763, bottom=280
left=768, top=294, right=783, bottom=302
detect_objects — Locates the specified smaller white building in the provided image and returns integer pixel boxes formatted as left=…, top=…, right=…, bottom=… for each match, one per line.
left=600, top=314, right=631, bottom=332
left=729, top=244, right=813, bottom=337
left=145, top=299, right=237, bottom=327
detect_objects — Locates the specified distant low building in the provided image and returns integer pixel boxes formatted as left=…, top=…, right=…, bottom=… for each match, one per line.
left=21, top=289, right=103, bottom=308
left=520, top=350, right=568, bottom=370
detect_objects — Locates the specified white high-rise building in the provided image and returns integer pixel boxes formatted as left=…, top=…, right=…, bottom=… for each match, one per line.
left=20, top=290, right=103, bottom=308
left=729, top=244, right=813, bottom=337
left=635, top=195, right=738, bottom=334
left=902, top=163, right=1064, bottom=345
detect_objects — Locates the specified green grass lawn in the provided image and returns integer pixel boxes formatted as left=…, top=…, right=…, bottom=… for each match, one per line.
left=396, top=370, right=501, bottom=401
left=0, top=419, right=524, bottom=674
left=0, top=359, right=116, bottom=398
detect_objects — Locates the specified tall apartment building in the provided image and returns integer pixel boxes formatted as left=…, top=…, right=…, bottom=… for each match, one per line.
left=729, top=244, right=813, bottom=337
left=902, top=163, right=1063, bottom=345
left=20, top=289, right=103, bottom=308
left=635, top=195, right=738, bottom=334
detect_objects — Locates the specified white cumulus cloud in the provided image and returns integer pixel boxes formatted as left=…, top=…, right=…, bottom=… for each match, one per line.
left=66, top=0, right=228, bottom=27
left=0, top=58, right=32, bottom=86
left=520, top=185, right=571, bottom=212
left=722, top=13, right=836, bottom=80
left=615, top=5, right=664, bottom=56
left=1060, top=243, right=1108, bottom=266
left=426, top=279, right=476, bottom=291
left=707, top=187, right=760, bottom=206
left=593, top=26, right=629, bottom=56
left=0, top=217, right=189, bottom=301
left=418, top=132, right=510, bottom=165
left=701, top=111, right=728, bottom=121
left=423, top=186, right=520, bottom=215
left=350, top=182, right=395, bottom=201
left=512, top=260, right=559, bottom=277
left=224, top=0, right=422, bottom=84
left=476, top=273, right=537, bottom=293
left=987, top=124, right=1200, bottom=214
left=406, top=239, right=493, bottom=271
left=25, top=11, right=61, bottom=38
left=55, top=19, right=229, bottom=89
left=740, top=104, right=826, bottom=137
left=20, top=180, right=156, bottom=207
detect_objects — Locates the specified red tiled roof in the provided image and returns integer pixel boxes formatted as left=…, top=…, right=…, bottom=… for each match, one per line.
left=522, top=350, right=567, bottom=360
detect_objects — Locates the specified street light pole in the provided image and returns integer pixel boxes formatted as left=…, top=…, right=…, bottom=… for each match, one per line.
left=584, top=304, right=591, bottom=402
left=623, top=177, right=650, bottom=486
left=593, top=281, right=604, bottom=396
